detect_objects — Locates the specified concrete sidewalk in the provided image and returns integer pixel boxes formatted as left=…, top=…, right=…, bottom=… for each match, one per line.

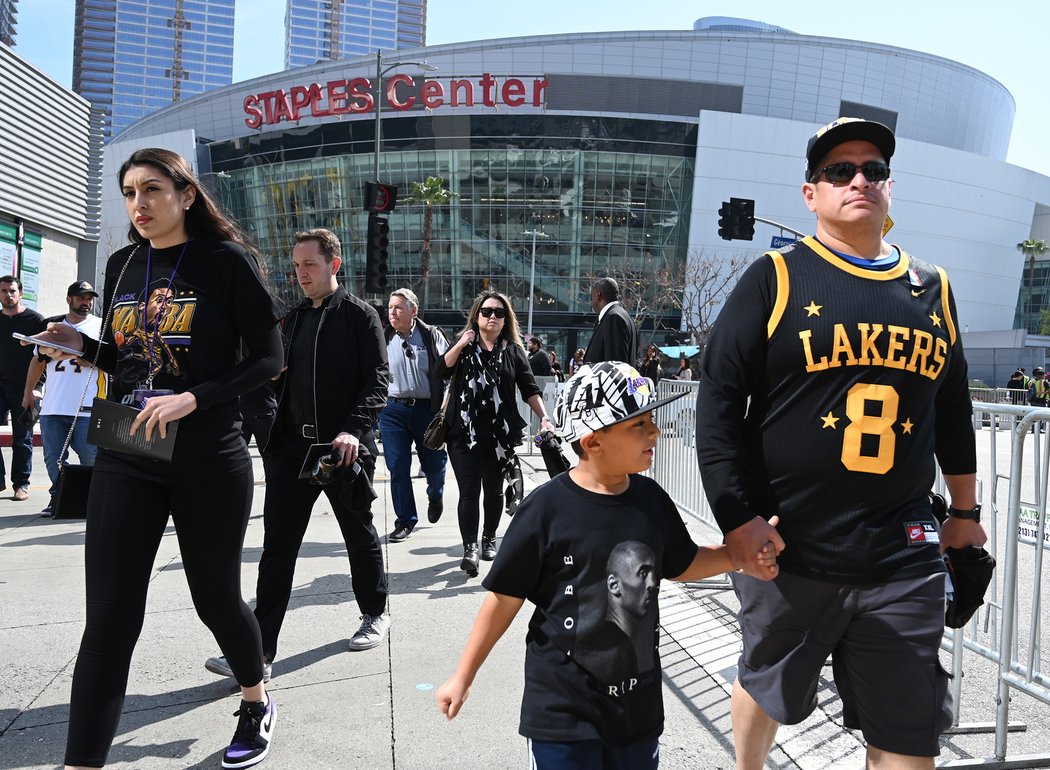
left=0, top=444, right=863, bottom=770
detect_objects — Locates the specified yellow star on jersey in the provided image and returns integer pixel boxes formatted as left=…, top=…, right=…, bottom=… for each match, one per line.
left=901, top=418, right=914, bottom=434
left=804, top=301, right=823, bottom=317
left=821, top=412, right=839, bottom=429
left=929, top=311, right=942, bottom=327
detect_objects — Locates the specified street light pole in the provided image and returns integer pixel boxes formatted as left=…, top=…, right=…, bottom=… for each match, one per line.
left=371, top=50, right=437, bottom=185
left=373, top=49, right=383, bottom=184
left=522, top=229, right=550, bottom=338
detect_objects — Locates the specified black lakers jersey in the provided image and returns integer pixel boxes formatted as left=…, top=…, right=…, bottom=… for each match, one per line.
left=697, top=236, right=977, bottom=582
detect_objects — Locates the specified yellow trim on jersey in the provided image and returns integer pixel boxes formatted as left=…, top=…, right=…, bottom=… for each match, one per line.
left=936, top=266, right=957, bottom=346
left=94, top=369, right=108, bottom=401
left=804, top=236, right=910, bottom=282
left=767, top=251, right=789, bottom=339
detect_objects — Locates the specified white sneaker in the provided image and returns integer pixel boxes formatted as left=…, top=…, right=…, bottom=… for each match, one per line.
left=348, top=613, right=390, bottom=651
left=205, top=655, right=272, bottom=683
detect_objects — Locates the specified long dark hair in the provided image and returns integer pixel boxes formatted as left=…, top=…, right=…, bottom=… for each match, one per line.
left=459, top=291, right=524, bottom=349
left=118, top=148, right=254, bottom=250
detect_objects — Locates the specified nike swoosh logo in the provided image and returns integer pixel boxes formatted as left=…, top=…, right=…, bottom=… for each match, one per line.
left=260, top=702, right=276, bottom=740
left=911, top=290, right=925, bottom=297
left=910, top=529, right=923, bottom=539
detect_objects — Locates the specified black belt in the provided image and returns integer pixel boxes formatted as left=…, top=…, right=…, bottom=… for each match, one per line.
left=390, top=396, right=423, bottom=406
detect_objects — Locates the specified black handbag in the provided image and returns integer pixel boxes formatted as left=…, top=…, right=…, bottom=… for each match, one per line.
left=944, top=545, right=996, bottom=628
left=51, top=464, right=93, bottom=519
left=423, top=364, right=458, bottom=451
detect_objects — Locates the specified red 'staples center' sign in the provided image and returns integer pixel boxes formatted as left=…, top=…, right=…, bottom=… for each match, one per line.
left=243, top=74, right=549, bottom=129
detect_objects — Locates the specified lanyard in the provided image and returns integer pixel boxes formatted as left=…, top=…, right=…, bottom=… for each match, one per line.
left=144, top=241, right=190, bottom=388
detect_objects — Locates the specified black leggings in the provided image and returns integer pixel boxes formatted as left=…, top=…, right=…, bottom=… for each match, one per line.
left=446, top=434, right=504, bottom=545
left=64, top=454, right=264, bottom=768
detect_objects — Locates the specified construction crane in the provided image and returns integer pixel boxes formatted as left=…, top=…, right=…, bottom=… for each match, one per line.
left=329, top=0, right=343, bottom=60
left=165, top=0, right=190, bottom=102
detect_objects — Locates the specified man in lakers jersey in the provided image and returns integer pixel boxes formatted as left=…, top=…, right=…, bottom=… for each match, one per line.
left=696, top=118, right=988, bottom=769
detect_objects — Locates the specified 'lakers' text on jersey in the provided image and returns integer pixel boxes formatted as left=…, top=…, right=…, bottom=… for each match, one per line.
left=697, top=237, right=976, bottom=582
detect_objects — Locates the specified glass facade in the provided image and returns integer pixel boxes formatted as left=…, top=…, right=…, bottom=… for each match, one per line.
left=210, top=115, right=694, bottom=353
left=285, top=0, right=426, bottom=69
left=1015, top=257, right=1050, bottom=334
left=73, top=0, right=234, bottom=140
left=0, top=0, right=16, bottom=47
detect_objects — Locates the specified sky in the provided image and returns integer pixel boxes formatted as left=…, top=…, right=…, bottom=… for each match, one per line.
left=13, top=0, right=1049, bottom=176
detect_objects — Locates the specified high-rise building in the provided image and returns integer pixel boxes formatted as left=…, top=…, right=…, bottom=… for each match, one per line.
left=73, top=0, right=235, bottom=140
left=285, top=0, right=426, bottom=69
left=0, top=0, right=18, bottom=47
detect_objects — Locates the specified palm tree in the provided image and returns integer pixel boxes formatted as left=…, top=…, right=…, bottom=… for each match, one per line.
left=406, top=177, right=458, bottom=309
left=1019, top=239, right=1050, bottom=329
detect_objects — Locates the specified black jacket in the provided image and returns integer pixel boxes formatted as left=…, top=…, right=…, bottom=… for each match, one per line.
left=268, top=286, right=389, bottom=447
left=384, top=319, right=449, bottom=413
left=434, top=339, right=540, bottom=441
left=584, top=302, right=638, bottom=366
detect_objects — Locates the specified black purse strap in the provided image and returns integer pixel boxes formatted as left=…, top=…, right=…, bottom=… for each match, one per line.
left=56, top=246, right=139, bottom=466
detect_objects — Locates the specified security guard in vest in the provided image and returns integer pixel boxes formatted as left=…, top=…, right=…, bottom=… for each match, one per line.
left=1029, top=367, right=1049, bottom=407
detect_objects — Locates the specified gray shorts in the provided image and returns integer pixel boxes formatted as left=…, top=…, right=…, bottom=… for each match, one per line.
left=732, top=570, right=952, bottom=757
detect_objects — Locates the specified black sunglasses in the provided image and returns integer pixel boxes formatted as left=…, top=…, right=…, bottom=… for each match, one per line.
left=402, top=339, right=414, bottom=359
left=810, top=161, right=890, bottom=185
left=479, top=306, right=506, bottom=319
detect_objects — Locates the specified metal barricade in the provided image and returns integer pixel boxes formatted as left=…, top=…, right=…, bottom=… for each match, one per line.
left=516, top=375, right=560, bottom=456
left=649, top=379, right=714, bottom=529
left=939, top=402, right=1050, bottom=768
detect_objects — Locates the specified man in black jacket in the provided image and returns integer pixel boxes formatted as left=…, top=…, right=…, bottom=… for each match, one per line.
left=583, top=277, right=637, bottom=366
left=382, top=288, right=449, bottom=542
left=0, top=275, right=45, bottom=501
left=204, top=228, right=391, bottom=683
left=527, top=336, right=553, bottom=376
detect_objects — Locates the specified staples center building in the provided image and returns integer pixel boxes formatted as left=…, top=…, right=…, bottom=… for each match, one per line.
left=105, top=17, right=1050, bottom=368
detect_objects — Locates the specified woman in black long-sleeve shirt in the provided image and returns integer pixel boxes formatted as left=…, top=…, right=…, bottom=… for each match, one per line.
left=36, top=148, right=283, bottom=770
left=435, top=291, right=553, bottom=576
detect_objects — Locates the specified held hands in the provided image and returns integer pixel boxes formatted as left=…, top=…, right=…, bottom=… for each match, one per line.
left=540, top=415, right=555, bottom=433
left=130, top=392, right=198, bottom=440
left=331, top=432, right=360, bottom=468
left=725, top=514, right=785, bottom=580
left=435, top=674, right=470, bottom=720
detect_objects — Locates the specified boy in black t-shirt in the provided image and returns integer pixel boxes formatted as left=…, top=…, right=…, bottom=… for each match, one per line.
left=436, top=361, right=780, bottom=769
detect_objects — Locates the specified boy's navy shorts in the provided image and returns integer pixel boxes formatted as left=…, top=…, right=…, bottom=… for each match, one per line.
left=527, top=737, right=659, bottom=770
left=732, top=570, right=952, bottom=757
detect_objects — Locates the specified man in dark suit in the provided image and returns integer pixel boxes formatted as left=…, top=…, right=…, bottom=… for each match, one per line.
left=583, top=277, right=638, bottom=366
left=527, top=336, right=553, bottom=376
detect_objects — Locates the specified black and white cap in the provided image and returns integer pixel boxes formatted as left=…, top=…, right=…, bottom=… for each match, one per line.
left=553, top=361, right=687, bottom=444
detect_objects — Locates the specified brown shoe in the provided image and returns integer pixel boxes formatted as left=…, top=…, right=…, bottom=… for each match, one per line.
left=13, top=487, right=29, bottom=501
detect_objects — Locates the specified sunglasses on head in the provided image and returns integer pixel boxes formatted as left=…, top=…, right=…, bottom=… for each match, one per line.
left=479, top=306, right=506, bottom=319
left=402, top=339, right=414, bottom=359
left=810, top=161, right=891, bottom=185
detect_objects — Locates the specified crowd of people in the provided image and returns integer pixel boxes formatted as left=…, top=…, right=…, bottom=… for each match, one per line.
left=4, top=116, right=996, bottom=770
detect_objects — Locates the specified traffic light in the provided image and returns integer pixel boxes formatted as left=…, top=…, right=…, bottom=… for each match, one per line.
left=730, top=197, right=755, bottom=240
left=365, top=213, right=389, bottom=293
left=363, top=182, right=398, bottom=213
left=716, top=197, right=756, bottom=241
left=717, top=201, right=732, bottom=240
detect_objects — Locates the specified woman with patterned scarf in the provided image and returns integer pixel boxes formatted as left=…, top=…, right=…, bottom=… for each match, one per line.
left=435, top=291, right=555, bottom=576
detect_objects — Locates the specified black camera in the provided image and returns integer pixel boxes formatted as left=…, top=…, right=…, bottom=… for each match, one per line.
left=310, top=450, right=342, bottom=486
